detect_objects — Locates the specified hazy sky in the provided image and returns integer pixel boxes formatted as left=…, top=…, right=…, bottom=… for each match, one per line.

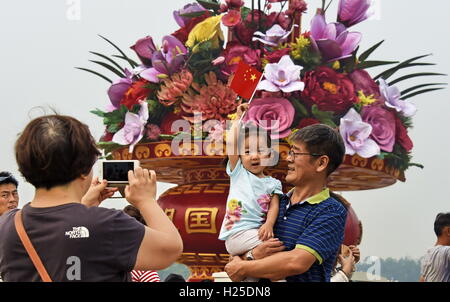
left=1, top=0, right=448, bottom=261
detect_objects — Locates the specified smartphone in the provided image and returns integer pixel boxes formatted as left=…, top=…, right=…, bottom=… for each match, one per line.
left=98, top=160, right=140, bottom=185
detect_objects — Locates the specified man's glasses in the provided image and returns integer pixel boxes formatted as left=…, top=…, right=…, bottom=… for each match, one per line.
left=288, top=150, right=324, bottom=160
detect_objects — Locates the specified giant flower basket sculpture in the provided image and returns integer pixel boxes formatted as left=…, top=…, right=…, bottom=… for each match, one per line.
left=80, top=0, right=445, bottom=280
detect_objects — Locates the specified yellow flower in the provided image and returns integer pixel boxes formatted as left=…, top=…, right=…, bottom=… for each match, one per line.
left=186, top=15, right=224, bottom=52
left=290, top=36, right=310, bottom=60
left=332, top=61, right=341, bottom=70
left=358, top=90, right=377, bottom=106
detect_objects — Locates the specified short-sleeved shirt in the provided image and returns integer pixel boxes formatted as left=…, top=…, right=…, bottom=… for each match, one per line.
left=273, top=188, right=347, bottom=282
left=421, top=245, right=450, bottom=282
left=0, top=203, right=145, bottom=282
left=218, top=159, right=283, bottom=241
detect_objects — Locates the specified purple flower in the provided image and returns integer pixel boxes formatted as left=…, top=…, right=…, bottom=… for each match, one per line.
left=338, top=0, right=372, bottom=28
left=339, top=108, right=380, bottom=158
left=140, top=36, right=187, bottom=83
left=361, top=105, right=396, bottom=152
left=173, top=3, right=206, bottom=27
left=348, top=69, right=381, bottom=100
left=107, top=69, right=133, bottom=109
left=252, top=24, right=294, bottom=47
left=243, top=97, right=295, bottom=139
left=310, top=14, right=362, bottom=62
left=130, top=36, right=157, bottom=66
left=379, top=79, right=417, bottom=117
left=112, top=101, right=149, bottom=152
left=257, top=55, right=305, bottom=93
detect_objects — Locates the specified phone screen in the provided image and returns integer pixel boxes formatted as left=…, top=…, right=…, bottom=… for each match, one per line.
left=103, top=162, right=135, bottom=182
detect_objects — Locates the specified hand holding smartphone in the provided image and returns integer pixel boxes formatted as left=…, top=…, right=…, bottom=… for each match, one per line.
left=98, top=160, right=140, bottom=185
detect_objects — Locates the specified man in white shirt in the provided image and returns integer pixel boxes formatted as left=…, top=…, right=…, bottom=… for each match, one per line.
left=420, top=212, right=450, bottom=282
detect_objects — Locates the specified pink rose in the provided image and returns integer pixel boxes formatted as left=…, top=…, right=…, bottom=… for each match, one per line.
left=243, top=97, right=295, bottom=139
left=361, top=105, right=396, bottom=152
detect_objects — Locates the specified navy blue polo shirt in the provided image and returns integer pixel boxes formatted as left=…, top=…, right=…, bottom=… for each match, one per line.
left=273, top=188, right=347, bottom=282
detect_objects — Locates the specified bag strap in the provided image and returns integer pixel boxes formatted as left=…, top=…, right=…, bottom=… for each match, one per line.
left=14, top=210, right=53, bottom=282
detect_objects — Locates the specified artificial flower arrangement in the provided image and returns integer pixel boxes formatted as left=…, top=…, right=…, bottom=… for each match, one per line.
left=80, top=0, right=445, bottom=173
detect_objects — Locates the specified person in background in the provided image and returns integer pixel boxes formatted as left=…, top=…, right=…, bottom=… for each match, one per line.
left=124, top=205, right=161, bottom=282
left=331, top=244, right=360, bottom=282
left=0, top=172, right=19, bottom=216
left=164, top=273, right=185, bottom=282
left=419, top=212, right=450, bottom=282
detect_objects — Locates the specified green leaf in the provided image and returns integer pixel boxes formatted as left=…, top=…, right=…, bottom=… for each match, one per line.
left=388, top=72, right=447, bottom=86
left=89, top=51, right=125, bottom=73
left=357, top=60, right=399, bottom=69
left=98, top=35, right=137, bottom=69
left=289, top=97, right=309, bottom=117
left=358, top=40, right=385, bottom=62
left=401, top=87, right=446, bottom=100
left=90, top=108, right=106, bottom=118
left=197, top=0, right=220, bottom=10
left=89, top=60, right=126, bottom=78
left=408, top=163, right=424, bottom=169
left=374, top=54, right=433, bottom=80
left=179, top=11, right=207, bottom=18
left=75, top=67, right=112, bottom=83
left=107, top=123, right=122, bottom=133
left=241, top=6, right=251, bottom=21
left=112, top=55, right=139, bottom=68
left=311, top=105, right=337, bottom=128
left=401, top=83, right=447, bottom=96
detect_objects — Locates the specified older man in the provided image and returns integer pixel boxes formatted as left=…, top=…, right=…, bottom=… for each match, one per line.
left=225, top=124, right=348, bottom=282
left=0, top=172, right=19, bottom=216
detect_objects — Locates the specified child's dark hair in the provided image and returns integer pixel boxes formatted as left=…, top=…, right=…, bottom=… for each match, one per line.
left=223, top=123, right=273, bottom=167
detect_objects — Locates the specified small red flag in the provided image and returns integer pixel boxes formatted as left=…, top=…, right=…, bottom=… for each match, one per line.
left=229, top=61, right=263, bottom=100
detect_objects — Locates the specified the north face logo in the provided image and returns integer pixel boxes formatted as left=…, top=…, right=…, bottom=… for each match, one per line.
left=65, top=227, right=90, bottom=239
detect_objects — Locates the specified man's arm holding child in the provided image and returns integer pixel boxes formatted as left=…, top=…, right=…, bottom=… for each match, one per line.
left=225, top=248, right=316, bottom=281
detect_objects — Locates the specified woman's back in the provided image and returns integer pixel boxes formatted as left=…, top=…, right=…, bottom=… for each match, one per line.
left=0, top=203, right=145, bottom=282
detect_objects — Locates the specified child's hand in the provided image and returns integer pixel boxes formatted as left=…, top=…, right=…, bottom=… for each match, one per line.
left=258, top=223, right=274, bottom=241
left=236, top=103, right=249, bottom=119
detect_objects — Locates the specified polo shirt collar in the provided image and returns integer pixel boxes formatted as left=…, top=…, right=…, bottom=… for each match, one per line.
left=287, top=187, right=330, bottom=205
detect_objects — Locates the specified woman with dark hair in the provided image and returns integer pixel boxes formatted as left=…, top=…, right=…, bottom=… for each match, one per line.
left=0, top=114, right=182, bottom=282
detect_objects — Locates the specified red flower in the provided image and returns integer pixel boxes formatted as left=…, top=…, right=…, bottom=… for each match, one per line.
left=120, top=79, right=152, bottom=110
left=297, top=118, right=320, bottom=129
left=395, top=116, right=413, bottom=152
left=233, top=21, right=257, bottom=45
left=172, top=12, right=211, bottom=44
left=301, top=66, right=357, bottom=114
left=264, top=47, right=291, bottom=64
left=100, top=130, right=114, bottom=142
left=220, top=41, right=261, bottom=77
left=222, top=9, right=242, bottom=27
